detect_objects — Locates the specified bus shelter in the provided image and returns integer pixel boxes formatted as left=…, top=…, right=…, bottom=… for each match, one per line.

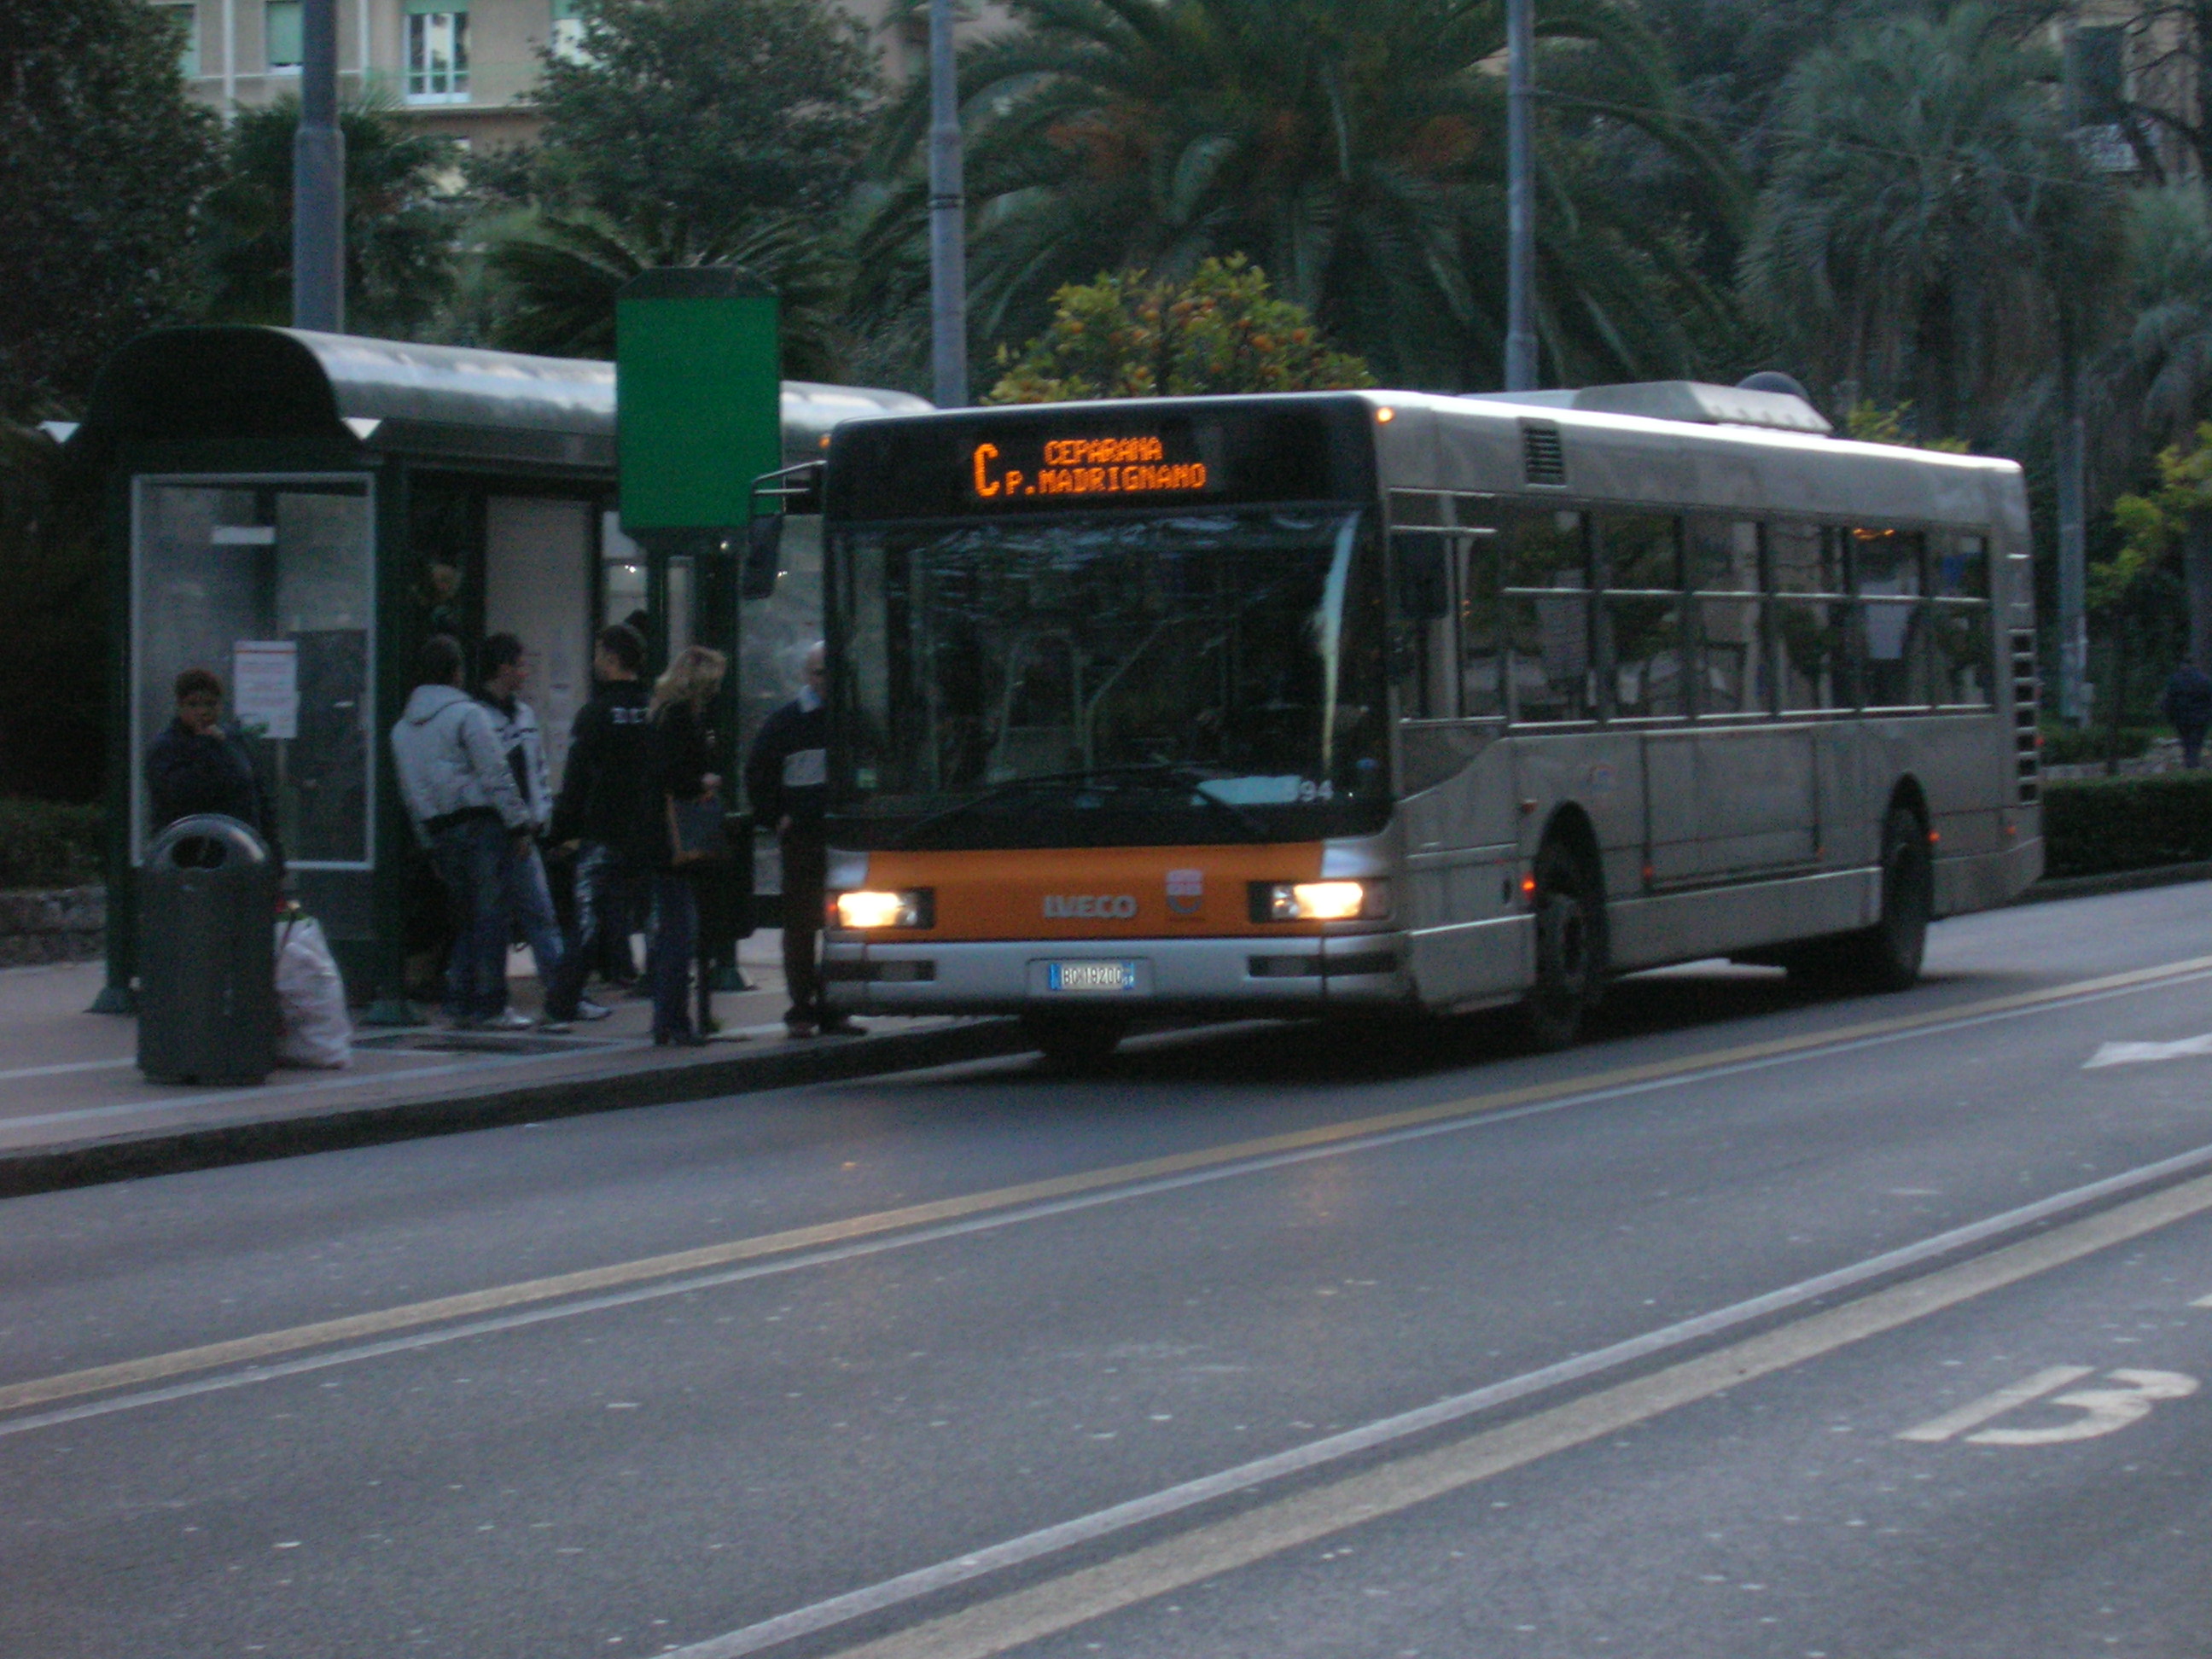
left=68, top=325, right=923, bottom=1018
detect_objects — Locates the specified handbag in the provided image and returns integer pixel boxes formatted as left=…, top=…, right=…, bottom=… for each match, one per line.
left=667, top=794, right=731, bottom=866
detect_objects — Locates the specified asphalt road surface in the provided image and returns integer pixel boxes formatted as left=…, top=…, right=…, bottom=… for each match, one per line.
left=9, top=883, right=2212, bottom=1658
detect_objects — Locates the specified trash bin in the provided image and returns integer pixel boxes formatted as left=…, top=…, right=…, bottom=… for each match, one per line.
left=137, top=814, right=279, bottom=1086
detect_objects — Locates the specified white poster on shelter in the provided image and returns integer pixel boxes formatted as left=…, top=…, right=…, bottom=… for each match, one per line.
left=232, top=640, right=299, bottom=740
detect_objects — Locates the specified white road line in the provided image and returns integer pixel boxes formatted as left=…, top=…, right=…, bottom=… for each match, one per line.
left=0, top=1057, right=134, bottom=1084
left=2086, top=1034, right=2212, bottom=1068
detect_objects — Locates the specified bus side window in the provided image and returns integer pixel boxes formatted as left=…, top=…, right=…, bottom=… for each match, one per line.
left=1854, top=527, right=1932, bottom=708
left=1771, top=521, right=1852, bottom=712
left=1500, top=509, right=1594, bottom=723
left=1388, top=493, right=1457, bottom=720
left=1457, top=513, right=1506, bottom=719
left=1595, top=513, right=1686, bottom=719
left=1687, top=516, right=1766, bottom=715
left=1931, top=533, right=1994, bottom=706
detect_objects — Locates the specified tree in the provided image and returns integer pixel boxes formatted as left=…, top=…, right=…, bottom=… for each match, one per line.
left=197, top=94, right=464, bottom=339
left=518, top=0, right=878, bottom=247
left=0, top=422, right=106, bottom=800
left=482, top=208, right=850, bottom=376
left=1740, top=4, right=2123, bottom=447
left=864, top=0, right=1742, bottom=393
left=986, top=257, right=1375, bottom=402
left=0, top=0, right=220, bottom=418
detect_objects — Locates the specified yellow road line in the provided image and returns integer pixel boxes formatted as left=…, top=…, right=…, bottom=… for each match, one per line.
left=3, top=952, right=2208, bottom=1419
left=823, top=1167, right=2212, bottom=1659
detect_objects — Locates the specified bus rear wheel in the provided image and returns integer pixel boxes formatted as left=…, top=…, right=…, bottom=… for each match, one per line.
left=1518, top=840, right=1606, bottom=1050
left=1022, top=1012, right=1128, bottom=1070
left=1789, top=805, right=1932, bottom=995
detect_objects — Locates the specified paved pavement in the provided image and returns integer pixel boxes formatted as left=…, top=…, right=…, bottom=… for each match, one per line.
left=8, top=883, right=2212, bottom=1656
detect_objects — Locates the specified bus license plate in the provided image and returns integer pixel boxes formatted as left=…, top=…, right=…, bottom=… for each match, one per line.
left=1046, top=960, right=1139, bottom=993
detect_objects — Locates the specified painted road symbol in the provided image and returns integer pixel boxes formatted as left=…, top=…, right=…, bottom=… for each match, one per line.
left=1899, top=1366, right=2198, bottom=1445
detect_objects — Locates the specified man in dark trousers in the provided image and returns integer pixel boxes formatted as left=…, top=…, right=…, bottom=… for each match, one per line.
left=542, top=625, right=656, bottom=1026
left=2163, top=660, right=2212, bottom=768
left=747, top=642, right=859, bottom=1038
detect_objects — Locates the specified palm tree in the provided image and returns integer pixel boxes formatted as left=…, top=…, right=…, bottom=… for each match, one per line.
left=863, top=0, right=1743, bottom=391
left=1740, top=3, right=2123, bottom=447
left=480, top=207, right=850, bottom=375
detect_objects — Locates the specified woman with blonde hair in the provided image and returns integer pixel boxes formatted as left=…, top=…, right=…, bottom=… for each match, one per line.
left=647, top=644, right=728, bottom=1045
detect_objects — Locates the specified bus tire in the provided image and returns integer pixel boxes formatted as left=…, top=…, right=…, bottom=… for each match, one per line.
left=1518, top=838, right=1606, bottom=1050
left=1790, top=805, right=1932, bottom=994
left=1022, top=1012, right=1128, bottom=1070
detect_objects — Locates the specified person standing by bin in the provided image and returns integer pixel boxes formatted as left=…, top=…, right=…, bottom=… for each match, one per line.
left=391, top=635, right=535, bottom=1028
left=477, top=633, right=580, bottom=1027
left=543, top=624, right=654, bottom=1026
left=144, top=667, right=282, bottom=862
left=746, top=642, right=859, bottom=1039
left=2163, top=660, right=2212, bottom=769
left=646, top=645, right=729, bottom=1046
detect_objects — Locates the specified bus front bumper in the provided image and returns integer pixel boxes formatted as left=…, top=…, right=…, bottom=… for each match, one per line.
left=821, top=933, right=1412, bottom=1016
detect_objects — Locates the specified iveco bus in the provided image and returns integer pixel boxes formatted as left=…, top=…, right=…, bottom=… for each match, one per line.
left=788, top=386, right=2040, bottom=1062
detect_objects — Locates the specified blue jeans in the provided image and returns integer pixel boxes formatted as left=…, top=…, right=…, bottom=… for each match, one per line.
left=428, top=815, right=509, bottom=1022
left=486, top=841, right=565, bottom=1015
left=545, top=843, right=644, bottom=1022
left=649, top=871, right=698, bottom=1039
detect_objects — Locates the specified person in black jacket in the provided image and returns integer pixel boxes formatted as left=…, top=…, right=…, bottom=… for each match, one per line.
left=2163, top=661, right=2212, bottom=768
left=645, top=645, right=728, bottom=1045
left=746, top=642, right=858, bottom=1039
left=144, top=667, right=283, bottom=863
left=541, top=625, right=654, bottom=1025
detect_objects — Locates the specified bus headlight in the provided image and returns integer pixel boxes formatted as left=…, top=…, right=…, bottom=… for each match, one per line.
left=1252, top=879, right=1390, bottom=922
left=835, top=888, right=934, bottom=929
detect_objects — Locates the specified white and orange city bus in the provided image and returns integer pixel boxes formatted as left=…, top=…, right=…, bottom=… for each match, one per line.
left=773, top=385, right=2040, bottom=1063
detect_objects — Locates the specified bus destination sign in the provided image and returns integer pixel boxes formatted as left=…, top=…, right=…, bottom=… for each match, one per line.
left=970, top=434, right=1211, bottom=504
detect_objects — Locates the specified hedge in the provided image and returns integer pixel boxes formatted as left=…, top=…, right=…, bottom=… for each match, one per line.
left=2041, top=772, right=2212, bottom=880
left=2038, top=725, right=2153, bottom=767
left=0, top=798, right=104, bottom=890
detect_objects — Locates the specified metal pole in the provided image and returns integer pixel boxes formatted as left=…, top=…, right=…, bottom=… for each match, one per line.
left=1502, top=0, right=1538, bottom=391
left=292, top=0, right=346, bottom=333
left=927, top=0, right=968, bottom=408
left=2056, top=341, right=2088, bottom=725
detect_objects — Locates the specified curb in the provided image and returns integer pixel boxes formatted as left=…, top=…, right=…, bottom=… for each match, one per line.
left=2017, top=862, right=2212, bottom=905
left=0, top=1017, right=1032, bottom=1199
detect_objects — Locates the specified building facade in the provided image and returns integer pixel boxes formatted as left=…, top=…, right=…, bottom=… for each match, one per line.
left=152, top=0, right=1010, bottom=148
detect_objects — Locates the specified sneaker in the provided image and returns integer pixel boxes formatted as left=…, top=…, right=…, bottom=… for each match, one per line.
left=482, top=1010, right=535, bottom=1031
left=538, top=1016, right=574, bottom=1033
left=815, top=1016, right=865, bottom=1038
left=784, top=1018, right=817, bottom=1039
left=575, top=998, right=614, bottom=1022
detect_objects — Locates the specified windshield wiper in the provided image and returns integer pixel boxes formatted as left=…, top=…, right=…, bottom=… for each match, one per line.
left=888, top=763, right=1270, bottom=848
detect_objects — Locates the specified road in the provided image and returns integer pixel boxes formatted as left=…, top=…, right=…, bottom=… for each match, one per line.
left=8, top=882, right=2212, bottom=1658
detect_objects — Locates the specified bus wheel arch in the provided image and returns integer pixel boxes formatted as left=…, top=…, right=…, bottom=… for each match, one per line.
left=1790, top=784, right=1932, bottom=995
left=1518, top=810, right=1609, bottom=1050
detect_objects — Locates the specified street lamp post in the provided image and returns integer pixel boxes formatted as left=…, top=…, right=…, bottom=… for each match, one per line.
left=1502, top=0, right=1537, bottom=392
left=927, top=0, right=969, bottom=409
left=292, top=0, right=345, bottom=333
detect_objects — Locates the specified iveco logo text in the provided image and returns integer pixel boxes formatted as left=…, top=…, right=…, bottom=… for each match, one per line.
left=1044, top=894, right=1138, bottom=919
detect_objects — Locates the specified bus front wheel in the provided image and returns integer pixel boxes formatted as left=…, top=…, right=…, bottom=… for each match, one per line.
left=1022, top=1012, right=1128, bottom=1070
left=1789, top=806, right=1932, bottom=994
left=1518, top=841, right=1606, bottom=1050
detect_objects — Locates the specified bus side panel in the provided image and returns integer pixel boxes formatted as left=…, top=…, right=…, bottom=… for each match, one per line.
left=1508, top=731, right=1647, bottom=899
left=1398, top=736, right=1528, bottom=1006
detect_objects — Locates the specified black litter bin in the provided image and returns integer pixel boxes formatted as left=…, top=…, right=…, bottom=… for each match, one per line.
left=138, top=814, right=280, bottom=1085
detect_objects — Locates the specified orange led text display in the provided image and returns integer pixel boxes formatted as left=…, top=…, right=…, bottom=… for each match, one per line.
left=969, top=435, right=1209, bottom=503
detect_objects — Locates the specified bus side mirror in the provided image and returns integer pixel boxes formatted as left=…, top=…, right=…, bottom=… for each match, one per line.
left=743, top=515, right=783, bottom=601
left=1392, top=533, right=1449, bottom=621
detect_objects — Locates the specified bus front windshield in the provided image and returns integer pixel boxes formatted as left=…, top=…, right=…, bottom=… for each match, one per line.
left=830, top=508, right=1391, bottom=848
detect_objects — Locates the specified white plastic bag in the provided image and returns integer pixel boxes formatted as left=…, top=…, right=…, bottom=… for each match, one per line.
left=275, top=914, right=352, bottom=1068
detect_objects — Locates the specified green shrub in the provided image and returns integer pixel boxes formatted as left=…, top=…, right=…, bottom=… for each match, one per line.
left=2038, top=725, right=2154, bottom=766
left=0, top=798, right=104, bottom=888
left=2042, top=772, right=2212, bottom=879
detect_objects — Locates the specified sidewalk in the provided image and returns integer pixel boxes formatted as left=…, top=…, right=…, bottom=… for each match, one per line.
left=0, top=931, right=1025, bottom=1196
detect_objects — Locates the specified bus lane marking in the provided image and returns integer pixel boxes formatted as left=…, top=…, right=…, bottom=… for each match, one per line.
left=1895, top=1366, right=2093, bottom=1441
left=1901, top=1367, right=2198, bottom=1445
left=2086, top=1034, right=2212, bottom=1068
left=7, top=952, right=2212, bottom=1427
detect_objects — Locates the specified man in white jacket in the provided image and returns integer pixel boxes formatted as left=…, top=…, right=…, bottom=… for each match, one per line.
left=477, top=633, right=591, bottom=1027
left=391, top=635, right=534, bottom=1027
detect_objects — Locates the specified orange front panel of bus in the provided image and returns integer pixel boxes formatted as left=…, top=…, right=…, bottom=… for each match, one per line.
left=859, top=845, right=1330, bottom=940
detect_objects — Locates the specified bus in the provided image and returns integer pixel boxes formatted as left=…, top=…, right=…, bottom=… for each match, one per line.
left=777, top=385, right=2040, bottom=1063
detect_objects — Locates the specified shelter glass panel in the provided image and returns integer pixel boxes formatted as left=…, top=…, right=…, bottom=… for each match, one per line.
left=132, top=477, right=374, bottom=868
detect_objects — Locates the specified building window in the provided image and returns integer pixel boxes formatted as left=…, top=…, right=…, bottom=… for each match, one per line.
left=550, top=0, right=588, bottom=62
left=406, top=5, right=470, bottom=103
left=158, top=2, right=200, bottom=79
left=265, top=0, right=302, bottom=72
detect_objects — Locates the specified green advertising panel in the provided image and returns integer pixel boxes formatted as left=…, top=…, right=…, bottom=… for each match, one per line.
left=616, top=269, right=780, bottom=533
